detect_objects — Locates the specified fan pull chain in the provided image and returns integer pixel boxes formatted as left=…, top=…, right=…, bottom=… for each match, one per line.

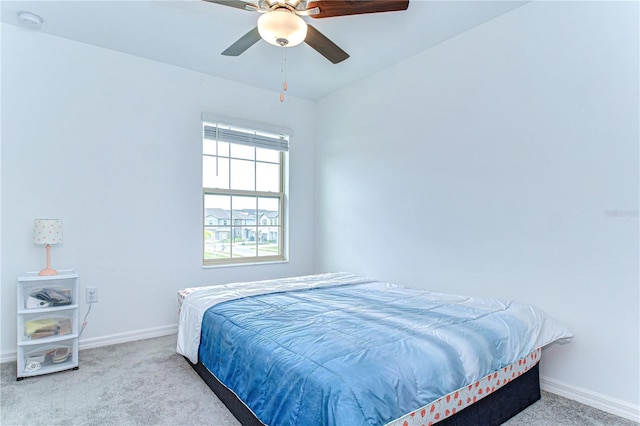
left=283, top=56, right=288, bottom=92
left=280, top=52, right=288, bottom=103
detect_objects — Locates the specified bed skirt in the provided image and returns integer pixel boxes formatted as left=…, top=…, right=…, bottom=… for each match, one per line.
left=186, top=357, right=540, bottom=426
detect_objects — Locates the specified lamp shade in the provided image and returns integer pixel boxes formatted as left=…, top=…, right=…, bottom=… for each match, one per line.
left=34, top=219, right=62, bottom=245
left=258, top=9, right=307, bottom=47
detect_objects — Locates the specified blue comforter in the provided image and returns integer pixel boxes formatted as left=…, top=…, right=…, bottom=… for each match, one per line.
left=198, top=281, right=569, bottom=425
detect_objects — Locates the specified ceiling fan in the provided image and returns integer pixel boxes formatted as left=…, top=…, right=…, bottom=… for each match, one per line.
left=204, top=0, right=410, bottom=64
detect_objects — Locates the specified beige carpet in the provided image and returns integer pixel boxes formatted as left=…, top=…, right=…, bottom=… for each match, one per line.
left=1, top=335, right=636, bottom=425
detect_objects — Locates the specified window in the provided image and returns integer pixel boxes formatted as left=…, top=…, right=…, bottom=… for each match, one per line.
left=202, top=120, right=288, bottom=266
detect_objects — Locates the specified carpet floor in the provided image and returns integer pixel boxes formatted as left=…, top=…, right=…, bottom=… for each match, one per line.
left=1, top=335, right=636, bottom=426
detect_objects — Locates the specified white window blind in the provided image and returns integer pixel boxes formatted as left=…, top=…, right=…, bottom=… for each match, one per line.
left=203, top=123, right=289, bottom=152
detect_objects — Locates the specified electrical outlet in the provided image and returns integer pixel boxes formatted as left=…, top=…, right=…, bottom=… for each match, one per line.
left=86, top=287, right=99, bottom=303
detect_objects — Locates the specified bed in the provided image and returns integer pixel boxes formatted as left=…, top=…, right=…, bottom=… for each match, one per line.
left=177, top=272, right=573, bottom=425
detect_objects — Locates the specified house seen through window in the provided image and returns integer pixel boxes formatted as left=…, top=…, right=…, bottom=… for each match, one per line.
left=202, top=121, right=288, bottom=265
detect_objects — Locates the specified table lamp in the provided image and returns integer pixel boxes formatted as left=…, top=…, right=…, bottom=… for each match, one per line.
left=34, top=219, right=62, bottom=276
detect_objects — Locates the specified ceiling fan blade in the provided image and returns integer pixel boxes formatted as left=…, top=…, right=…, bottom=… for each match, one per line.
left=222, top=27, right=261, bottom=56
left=305, top=24, right=349, bottom=64
left=307, top=0, right=409, bottom=19
left=202, top=0, right=258, bottom=11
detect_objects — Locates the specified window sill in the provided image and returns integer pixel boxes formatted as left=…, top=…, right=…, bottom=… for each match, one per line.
left=202, top=259, right=289, bottom=269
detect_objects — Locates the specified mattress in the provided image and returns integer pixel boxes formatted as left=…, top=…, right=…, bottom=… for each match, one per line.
left=389, top=348, right=540, bottom=425
left=177, top=272, right=573, bottom=425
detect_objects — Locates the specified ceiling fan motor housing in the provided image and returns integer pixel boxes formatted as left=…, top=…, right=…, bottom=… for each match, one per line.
left=259, top=0, right=305, bottom=11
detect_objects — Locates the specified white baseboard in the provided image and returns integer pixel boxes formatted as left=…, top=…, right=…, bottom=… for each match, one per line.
left=0, top=324, right=178, bottom=364
left=78, top=324, right=178, bottom=351
left=0, top=352, right=16, bottom=364
left=541, top=375, right=640, bottom=423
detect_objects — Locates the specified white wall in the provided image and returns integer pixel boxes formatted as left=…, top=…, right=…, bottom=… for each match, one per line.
left=315, top=0, right=638, bottom=419
left=1, top=24, right=316, bottom=355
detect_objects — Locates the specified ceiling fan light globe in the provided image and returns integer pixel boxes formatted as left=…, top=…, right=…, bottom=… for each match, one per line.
left=258, top=9, right=307, bottom=48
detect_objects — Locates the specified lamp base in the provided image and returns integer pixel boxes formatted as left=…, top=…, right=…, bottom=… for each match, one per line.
left=38, top=268, right=58, bottom=276
left=38, top=243, right=58, bottom=276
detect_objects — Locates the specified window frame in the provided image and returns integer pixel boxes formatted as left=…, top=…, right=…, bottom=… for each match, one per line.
left=202, top=119, right=288, bottom=267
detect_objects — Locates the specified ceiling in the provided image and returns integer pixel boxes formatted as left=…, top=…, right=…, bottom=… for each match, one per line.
left=1, top=0, right=527, bottom=100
